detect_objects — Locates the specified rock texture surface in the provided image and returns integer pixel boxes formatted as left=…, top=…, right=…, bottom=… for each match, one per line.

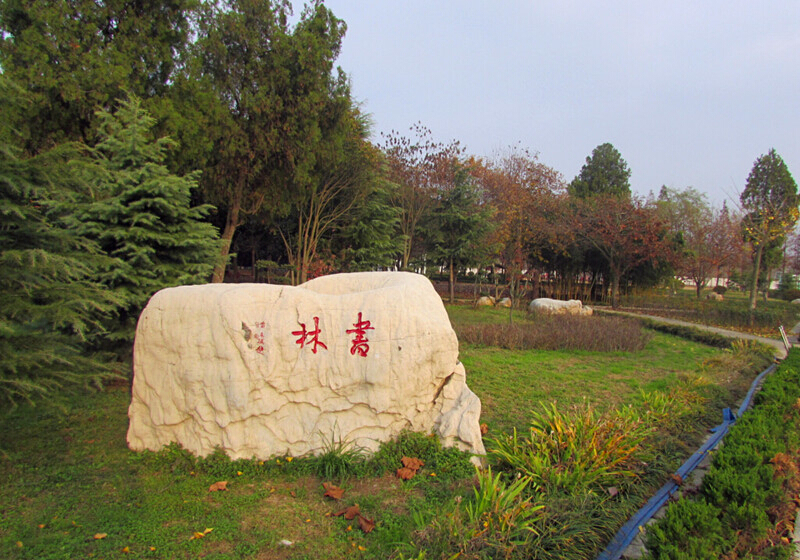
left=529, top=297, right=592, bottom=316
left=127, top=272, right=485, bottom=461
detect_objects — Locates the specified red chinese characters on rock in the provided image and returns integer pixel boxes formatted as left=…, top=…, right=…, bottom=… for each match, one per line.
left=292, top=316, right=328, bottom=354
left=346, top=312, right=374, bottom=357
left=254, top=321, right=266, bottom=354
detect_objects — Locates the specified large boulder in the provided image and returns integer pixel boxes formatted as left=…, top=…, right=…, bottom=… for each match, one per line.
left=127, top=272, right=485, bottom=462
left=529, top=297, right=592, bottom=316
left=475, top=296, right=495, bottom=307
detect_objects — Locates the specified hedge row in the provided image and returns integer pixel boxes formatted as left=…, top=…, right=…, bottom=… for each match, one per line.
left=644, top=350, right=800, bottom=559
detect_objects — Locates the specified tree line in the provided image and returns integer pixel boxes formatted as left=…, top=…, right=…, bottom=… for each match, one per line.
left=1, top=0, right=798, bottom=406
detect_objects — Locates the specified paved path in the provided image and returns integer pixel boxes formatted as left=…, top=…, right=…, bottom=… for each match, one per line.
left=600, top=309, right=791, bottom=359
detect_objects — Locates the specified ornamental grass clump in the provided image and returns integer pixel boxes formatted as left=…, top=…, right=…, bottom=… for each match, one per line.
left=455, top=314, right=651, bottom=352
left=490, top=402, right=653, bottom=494
left=634, top=377, right=709, bottom=434
left=462, top=467, right=544, bottom=555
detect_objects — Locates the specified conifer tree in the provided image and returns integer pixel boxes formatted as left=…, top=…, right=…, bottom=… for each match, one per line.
left=77, top=96, right=221, bottom=347
left=427, top=164, right=495, bottom=304
left=741, top=149, right=799, bottom=310
left=0, top=80, right=120, bottom=407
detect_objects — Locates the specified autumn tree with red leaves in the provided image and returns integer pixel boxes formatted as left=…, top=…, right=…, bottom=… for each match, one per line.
left=657, top=187, right=743, bottom=298
left=576, top=195, right=672, bottom=308
left=471, top=149, right=564, bottom=321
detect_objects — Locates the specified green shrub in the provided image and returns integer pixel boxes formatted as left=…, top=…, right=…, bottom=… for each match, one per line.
left=645, top=499, right=727, bottom=559
left=640, top=319, right=734, bottom=348
left=778, top=288, right=800, bottom=302
left=645, top=349, right=800, bottom=558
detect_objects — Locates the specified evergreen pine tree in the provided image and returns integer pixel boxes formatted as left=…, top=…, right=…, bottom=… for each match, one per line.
left=338, top=177, right=403, bottom=271
left=0, top=80, right=121, bottom=407
left=77, top=95, right=221, bottom=347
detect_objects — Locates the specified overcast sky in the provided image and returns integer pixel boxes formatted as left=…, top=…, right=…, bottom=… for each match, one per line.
left=312, top=0, right=799, bottom=207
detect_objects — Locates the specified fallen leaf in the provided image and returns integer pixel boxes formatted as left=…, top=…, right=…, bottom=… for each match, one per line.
left=94, top=533, right=108, bottom=540
left=357, top=514, right=375, bottom=534
left=208, top=480, right=228, bottom=492
left=278, top=539, right=293, bottom=547
left=669, top=474, right=683, bottom=486
left=290, top=491, right=296, bottom=497
left=38, top=524, right=45, bottom=529
left=358, top=545, right=367, bottom=551
left=149, top=546, right=156, bottom=551
left=396, top=467, right=416, bottom=480
left=401, top=456, right=425, bottom=471
left=322, top=482, right=345, bottom=500
left=189, top=527, right=214, bottom=540
left=607, top=487, right=619, bottom=498
left=333, top=505, right=361, bottom=520
left=122, top=546, right=130, bottom=553
left=480, top=423, right=489, bottom=435
left=237, top=471, right=243, bottom=476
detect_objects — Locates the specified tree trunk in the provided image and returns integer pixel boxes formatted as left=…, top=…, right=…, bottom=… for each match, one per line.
left=212, top=201, right=240, bottom=283
left=749, top=244, right=764, bottom=310
left=611, top=268, right=621, bottom=309
left=448, top=258, right=456, bottom=303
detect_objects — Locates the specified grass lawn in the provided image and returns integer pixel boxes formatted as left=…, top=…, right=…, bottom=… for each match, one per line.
left=0, top=304, right=771, bottom=559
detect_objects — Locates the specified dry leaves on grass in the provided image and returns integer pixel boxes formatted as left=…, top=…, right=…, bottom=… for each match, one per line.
left=396, top=456, right=425, bottom=480
left=322, top=482, right=345, bottom=500
left=333, top=505, right=361, bottom=520
left=332, top=505, right=375, bottom=534
left=208, top=481, right=228, bottom=492
left=357, top=514, right=375, bottom=533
